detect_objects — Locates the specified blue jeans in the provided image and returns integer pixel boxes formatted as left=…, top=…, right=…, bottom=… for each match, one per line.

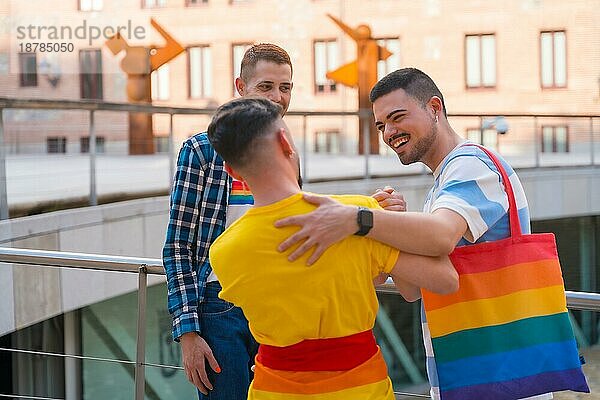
left=197, top=282, right=258, bottom=400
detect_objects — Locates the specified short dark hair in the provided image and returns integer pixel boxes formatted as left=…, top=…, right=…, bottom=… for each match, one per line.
left=207, top=97, right=282, bottom=169
left=369, top=68, right=447, bottom=116
left=240, top=43, right=293, bottom=82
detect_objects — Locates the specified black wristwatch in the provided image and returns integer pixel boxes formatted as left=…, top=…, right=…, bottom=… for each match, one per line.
left=354, top=207, right=373, bottom=236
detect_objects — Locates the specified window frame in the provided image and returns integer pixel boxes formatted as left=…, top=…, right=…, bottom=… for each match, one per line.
left=540, top=30, right=567, bottom=89
left=187, top=44, right=212, bottom=99
left=313, top=38, right=338, bottom=95
left=464, top=33, right=497, bottom=89
left=314, top=130, right=342, bottom=154
left=79, top=0, right=103, bottom=11
left=19, top=52, right=38, bottom=87
left=151, top=63, right=170, bottom=101
left=375, top=37, right=401, bottom=80
left=541, top=125, right=569, bottom=153
left=185, top=0, right=208, bottom=5
left=141, top=0, right=167, bottom=8
left=79, top=49, right=103, bottom=100
left=47, top=137, right=67, bottom=154
left=231, top=42, right=253, bottom=97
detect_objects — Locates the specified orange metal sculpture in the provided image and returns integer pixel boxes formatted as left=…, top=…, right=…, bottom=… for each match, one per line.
left=106, top=19, right=184, bottom=154
left=325, top=15, right=392, bottom=154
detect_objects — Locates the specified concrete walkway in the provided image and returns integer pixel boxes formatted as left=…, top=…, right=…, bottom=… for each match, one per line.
left=3, top=151, right=597, bottom=207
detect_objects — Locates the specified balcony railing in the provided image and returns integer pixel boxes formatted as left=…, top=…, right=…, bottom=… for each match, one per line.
left=0, top=97, right=598, bottom=220
left=1, top=246, right=599, bottom=400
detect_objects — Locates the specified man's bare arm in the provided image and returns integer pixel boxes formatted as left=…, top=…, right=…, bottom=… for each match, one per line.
left=388, top=252, right=458, bottom=302
left=275, top=193, right=468, bottom=264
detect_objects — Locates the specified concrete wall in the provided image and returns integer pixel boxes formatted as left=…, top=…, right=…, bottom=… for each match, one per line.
left=0, top=165, right=599, bottom=337
left=0, top=197, right=169, bottom=337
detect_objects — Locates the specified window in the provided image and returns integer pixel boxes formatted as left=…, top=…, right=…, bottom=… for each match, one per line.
left=314, top=39, right=338, bottom=93
left=186, top=0, right=207, bottom=4
left=80, top=50, right=103, bottom=99
left=154, top=136, right=170, bottom=153
left=466, top=128, right=498, bottom=151
left=314, top=130, right=341, bottom=154
left=465, top=34, right=496, bottom=88
left=542, top=126, right=569, bottom=153
left=19, top=53, right=37, bottom=87
left=376, top=38, right=400, bottom=80
left=151, top=64, right=170, bottom=100
left=189, top=46, right=212, bottom=98
left=80, top=136, right=105, bottom=153
left=47, top=137, right=67, bottom=154
left=143, top=0, right=166, bottom=7
left=540, top=31, right=566, bottom=88
left=232, top=43, right=252, bottom=96
left=79, top=0, right=103, bottom=11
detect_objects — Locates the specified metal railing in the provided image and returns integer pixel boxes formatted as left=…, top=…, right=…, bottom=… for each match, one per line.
left=0, top=97, right=598, bottom=220
left=1, top=246, right=600, bottom=400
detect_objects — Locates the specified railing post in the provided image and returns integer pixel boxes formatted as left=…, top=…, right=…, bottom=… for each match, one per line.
left=0, top=108, right=8, bottom=220
left=361, top=110, right=370, bottom=179
left=533, top=116, right=540, bottom=168
left=168, top=113, right=175, bottom=187
left=89, top=110, right=97, bottom=206
left=301, top=114, right=308, bottom=182
left=134, top=265, right=148, bottom=400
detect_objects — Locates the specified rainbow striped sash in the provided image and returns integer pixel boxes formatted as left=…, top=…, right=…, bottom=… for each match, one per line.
left=250, top=331, right=395, bottom=399
left=422, top=145, right=589, bottom=400
left=230, top=179, right=253, bottom=205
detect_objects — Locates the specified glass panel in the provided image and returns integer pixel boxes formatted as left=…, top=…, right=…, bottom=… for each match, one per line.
left=542, top=126, right=554, bottom=152
left=377, top=39, right=386, bottom=80
left=82, top=283, right=195, bottom=399
left=327, top=40, right=338, bottom=71
left=377, top=39, right=400, bottom=80
left=481, top=35, right=496, bottom=86
left=540, top=33, right=554, bottom=87
left=555, top=126, right=568, bottom=152
left=203, top=46, right=213, bottom=97
left=466, top=36, right=481, bottom=87
left=80, top=0, right=92, bottom=10
left=554, top=31, right=567, bottom=86
left=232, top=44, right=250, bottom=96
left=314, top=41, right=327, bottom=84
left=467, top=129, right=481, bottom=144
left=482, top=129, right=497, bottom=150
left=189, top=47, right=201, bottom=98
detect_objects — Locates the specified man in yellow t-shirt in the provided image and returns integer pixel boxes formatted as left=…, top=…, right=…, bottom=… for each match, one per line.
left=206, top=96, right=458, bottom=400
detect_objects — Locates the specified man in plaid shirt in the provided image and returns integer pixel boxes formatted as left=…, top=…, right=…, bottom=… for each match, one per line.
left=163, top=43, right=294, bottom=399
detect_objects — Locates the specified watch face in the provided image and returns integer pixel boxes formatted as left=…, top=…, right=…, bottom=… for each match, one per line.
left=357, top=207, right=373, bottom=235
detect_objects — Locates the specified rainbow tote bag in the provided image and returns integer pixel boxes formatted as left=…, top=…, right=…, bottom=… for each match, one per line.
left=421, top=144, right=589, bottom=400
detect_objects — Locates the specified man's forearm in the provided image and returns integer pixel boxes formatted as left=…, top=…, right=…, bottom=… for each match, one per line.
left=368, top=209, right=462, bottom=256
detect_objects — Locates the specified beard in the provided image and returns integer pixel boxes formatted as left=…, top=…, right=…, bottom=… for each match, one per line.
left=398, top=118, right=437, bottom=165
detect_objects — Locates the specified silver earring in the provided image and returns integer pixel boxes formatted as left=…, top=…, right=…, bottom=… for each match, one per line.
left=435, top=114, right=439, bottom=123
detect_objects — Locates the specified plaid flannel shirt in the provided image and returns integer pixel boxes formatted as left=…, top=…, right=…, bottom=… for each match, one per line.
left=162, top=132, right=231, bottom=341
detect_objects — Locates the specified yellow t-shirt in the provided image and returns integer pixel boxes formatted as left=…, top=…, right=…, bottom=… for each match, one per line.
left=209, top=192, right=399, bottom=347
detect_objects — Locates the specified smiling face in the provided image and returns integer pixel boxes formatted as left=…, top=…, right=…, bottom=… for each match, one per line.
left=237, top=60, right=293, bottom=116
left=373, top=88, right=439, bottom=166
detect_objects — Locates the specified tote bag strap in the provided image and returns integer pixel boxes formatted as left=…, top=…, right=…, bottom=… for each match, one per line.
left=461, top=143, right=522, bottom=238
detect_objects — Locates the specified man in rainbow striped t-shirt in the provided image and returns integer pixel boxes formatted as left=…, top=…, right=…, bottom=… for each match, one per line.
left=276, top=68, right=572, bottom=399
